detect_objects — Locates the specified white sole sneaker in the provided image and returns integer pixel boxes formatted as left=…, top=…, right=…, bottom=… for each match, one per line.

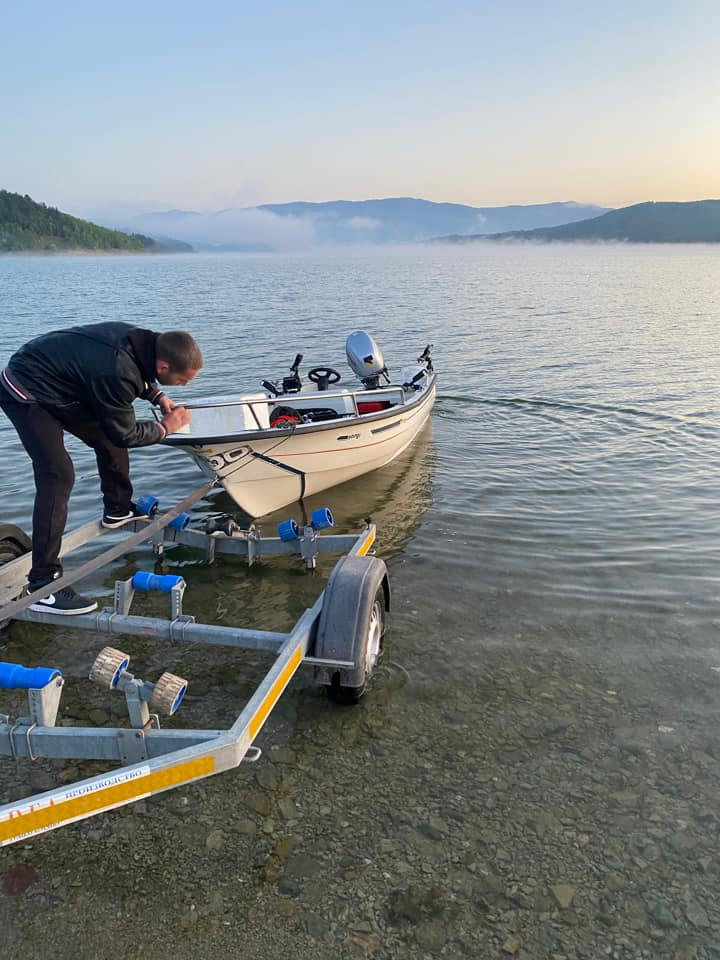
left=101, top=512, right=136, bottom=529
left=29, top=602, right=98, bottom=615
left=28, top=592, right=98, bottom=615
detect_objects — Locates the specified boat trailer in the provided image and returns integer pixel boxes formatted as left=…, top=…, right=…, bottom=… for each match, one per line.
left=0, top=481, right=390, bottom=847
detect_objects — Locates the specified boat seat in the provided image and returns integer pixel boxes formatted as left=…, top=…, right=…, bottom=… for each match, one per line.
left=291, top=395, right=356, bottom=416
left=238, top=394, right=271, bottom=430
left=357, top=400, right=391, bottom=414
left=301, top=407, right=344, bottom=422
left=182, top=394, right=272, bottom=435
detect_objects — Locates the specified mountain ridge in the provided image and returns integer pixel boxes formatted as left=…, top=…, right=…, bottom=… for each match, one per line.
left=100, top=197, right=609, bottom=249
left=432, top=200, right=720, bottom=244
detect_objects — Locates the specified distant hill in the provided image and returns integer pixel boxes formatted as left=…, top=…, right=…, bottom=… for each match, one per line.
left=99, top=198, right=609, bottom=251
left=257, top=197, right=610, bottom=244
left=434, top=200, right=720, bottom=244
left=0, top=191, right=191, bottom=253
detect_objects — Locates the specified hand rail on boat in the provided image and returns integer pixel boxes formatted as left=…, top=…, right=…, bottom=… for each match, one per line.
left=179, top=383, right=414, bottom=411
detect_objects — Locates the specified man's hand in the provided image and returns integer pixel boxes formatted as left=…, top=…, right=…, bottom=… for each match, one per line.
left=158, top=395, right=176, bottom=416
left=161, top=405, right=192, bottom=435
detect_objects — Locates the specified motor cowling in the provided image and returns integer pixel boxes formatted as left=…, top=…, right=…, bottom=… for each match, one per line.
left=346, top=331, right=387, bottom=388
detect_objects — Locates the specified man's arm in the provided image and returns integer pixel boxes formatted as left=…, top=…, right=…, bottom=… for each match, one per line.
left=140, top=382, right=176, bottom=416
left=90, top=375, right=165, bottom=447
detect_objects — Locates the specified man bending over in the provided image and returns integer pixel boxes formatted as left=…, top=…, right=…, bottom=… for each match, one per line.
left=0, top=322, right=201, bottom=615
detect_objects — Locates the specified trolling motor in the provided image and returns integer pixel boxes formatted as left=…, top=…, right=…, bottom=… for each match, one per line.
left=262, top=352, right=303, bottom=396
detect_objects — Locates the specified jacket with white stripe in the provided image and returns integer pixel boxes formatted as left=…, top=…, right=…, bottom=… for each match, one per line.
left=3, top=322, right=166, bottom=447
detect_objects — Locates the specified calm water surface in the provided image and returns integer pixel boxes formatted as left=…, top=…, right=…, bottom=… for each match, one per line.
left=1, top=247, right=717, bottom=635
left=1, top=246, right=719, bottom=958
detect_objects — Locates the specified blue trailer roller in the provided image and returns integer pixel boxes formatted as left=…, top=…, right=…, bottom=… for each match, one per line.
left=132, top=572, right=185, bottom=593
left=312, top=507, right=334, bottom=530
left=168, top=513, right=191, bottom=531
left=136, top=495, right=160, bottom=517
left=277, top=518, right=300, bottom=541
left=0, top=662, right=61, bottom=690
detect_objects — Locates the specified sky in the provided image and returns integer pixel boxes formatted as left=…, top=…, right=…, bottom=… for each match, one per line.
left=2, top=0, right=719, bottom=218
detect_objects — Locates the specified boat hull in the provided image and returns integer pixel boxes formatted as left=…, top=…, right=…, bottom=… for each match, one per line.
left=175, top=380, right=436, bottom=517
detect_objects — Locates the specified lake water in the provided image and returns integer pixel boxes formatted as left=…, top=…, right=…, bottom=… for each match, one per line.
left=1, top=246, right=719, bottom=959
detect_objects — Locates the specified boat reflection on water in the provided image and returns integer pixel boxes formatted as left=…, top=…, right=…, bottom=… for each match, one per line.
left=211, top=421, right=436, bottom=562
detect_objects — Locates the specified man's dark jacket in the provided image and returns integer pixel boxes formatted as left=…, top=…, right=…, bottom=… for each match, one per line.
left=3, top=322, right=165, bottom=447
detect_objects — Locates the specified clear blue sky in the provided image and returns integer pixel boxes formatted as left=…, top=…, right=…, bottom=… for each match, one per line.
left=2, top=0, right=718, bottom=216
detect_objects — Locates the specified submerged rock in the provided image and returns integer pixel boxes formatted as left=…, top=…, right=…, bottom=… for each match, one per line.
left=550, top=884, right=576, bottom=910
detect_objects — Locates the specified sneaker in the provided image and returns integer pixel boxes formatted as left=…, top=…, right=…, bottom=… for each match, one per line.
left=28, top=586, right=98, bottom=616
left=102, top=503, right=140, bottom=529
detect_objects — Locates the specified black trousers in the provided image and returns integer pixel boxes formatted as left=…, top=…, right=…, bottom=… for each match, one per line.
left=0, top=390, right=132, bottom=584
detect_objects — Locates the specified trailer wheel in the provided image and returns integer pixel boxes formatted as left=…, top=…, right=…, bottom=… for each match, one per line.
left=313, top=554, right=390, bottom=705
left=0, top=524, right=31, bottom=566
left=0, top=524, right=31, bottom=629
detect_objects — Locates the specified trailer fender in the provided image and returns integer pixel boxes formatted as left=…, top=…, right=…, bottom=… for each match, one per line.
left=313, top=554, right=390, bottom=703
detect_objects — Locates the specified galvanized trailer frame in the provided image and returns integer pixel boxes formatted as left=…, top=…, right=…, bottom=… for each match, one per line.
left=0, top=482, right=389, bottom=847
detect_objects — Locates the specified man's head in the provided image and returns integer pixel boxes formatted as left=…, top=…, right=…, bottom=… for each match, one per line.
left=156, top=331, right=203, bottom=386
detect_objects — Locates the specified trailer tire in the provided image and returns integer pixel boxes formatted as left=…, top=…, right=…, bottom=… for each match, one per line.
left=0, top=524, right=31, bottom=565
left=0, top=524, right=32, bottom=630
left=313, top=554, right=390, bottom=705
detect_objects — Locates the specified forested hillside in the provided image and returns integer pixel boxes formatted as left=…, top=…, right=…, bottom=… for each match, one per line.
left=0, top=191, right=185, bottom=252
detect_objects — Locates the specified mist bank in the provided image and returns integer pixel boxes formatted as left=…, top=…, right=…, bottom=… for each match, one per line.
left=92, top=198, right=609, bottom=252
left=10, top=191, right=717, bottom=255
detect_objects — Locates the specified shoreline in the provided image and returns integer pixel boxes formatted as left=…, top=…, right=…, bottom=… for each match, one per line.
left=0, top=247, right=190, bottom=257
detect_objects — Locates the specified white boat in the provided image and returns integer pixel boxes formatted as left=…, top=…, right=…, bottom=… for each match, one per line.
left=163, top=332, right=436, bottom=518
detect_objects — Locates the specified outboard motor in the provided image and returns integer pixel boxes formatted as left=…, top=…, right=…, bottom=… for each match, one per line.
left=345, top=331, right=389, bottom=389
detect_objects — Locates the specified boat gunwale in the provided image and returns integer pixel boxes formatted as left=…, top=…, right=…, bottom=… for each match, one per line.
left=162, top=374, right=436, bottom=449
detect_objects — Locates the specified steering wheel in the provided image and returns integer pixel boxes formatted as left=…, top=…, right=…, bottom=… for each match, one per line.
left=307, top=366, right=341, bottom=391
